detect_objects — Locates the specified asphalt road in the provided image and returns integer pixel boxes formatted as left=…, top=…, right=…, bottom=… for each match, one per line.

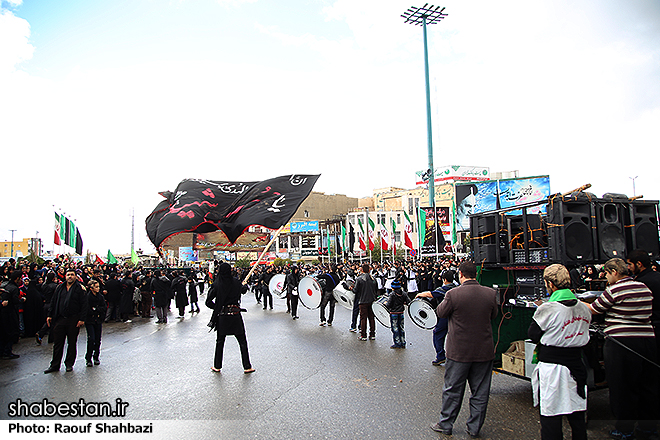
left=1, top=289, right=617, bottom=440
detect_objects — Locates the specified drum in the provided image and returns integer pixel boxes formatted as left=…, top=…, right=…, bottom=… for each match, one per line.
left=372, top=295, right=391, bottom=328
left=268, top=273, right=286, bottom=299
left=407, top=297, right=437, bottom=330
left=297, top=276, right=323, bottom=310
left=332, top=280, right=355, bottom=310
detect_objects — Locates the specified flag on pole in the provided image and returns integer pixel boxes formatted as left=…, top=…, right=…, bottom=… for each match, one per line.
left=357, top=217, right=366, bottom=251
left=403, top=211, right=414, bottom=250
left=95, top=254, right=104, bottom=264
left=131, top=249, right=139, bottom=266
left=54, top=212, right=62, bottom=245
left=418, top=208, right=427, bottom=250
left=391, top=217, right=397, bottom=256
left=107, top=250, right=118, bottom=264
left=380, top=221, right=390, bottom=251
left=326, top=227, right=331, bottom=256
left=367, top=218, right=375, bottom=251
left=341, top=223, right=346, bottom=252
left=348, top=222, right=355, bottom=252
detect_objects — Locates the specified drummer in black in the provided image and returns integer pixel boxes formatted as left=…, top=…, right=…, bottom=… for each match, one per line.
left=318, top=265, right=340, bottom=326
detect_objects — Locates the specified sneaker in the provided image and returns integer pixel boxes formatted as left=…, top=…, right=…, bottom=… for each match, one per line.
left=65, top=366, right=73, bottom=372
left=319, top=322, right=326, bottom=326
left=327, top=322, right=332, bottom=326
left=86, top=361, right=93, bottom=367
left=432, top=359, right=447, bottom=366
left=358, top=337, right=367, bottom=341
left=35, top=334, right=42, bottom=346
left=93, top=359, right=100, bottom=365
left=349, top=328, right=357, bottom=333
left=369, top=336, right=376, bottom=340
left=390, top=345, right=402, bottom=349
left=610, top=430, right=635, bottom=440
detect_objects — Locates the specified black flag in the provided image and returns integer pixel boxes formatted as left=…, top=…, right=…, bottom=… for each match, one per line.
left=349, top=222, right=355, bottom=254
left=146, top=174, right=320, bottom=249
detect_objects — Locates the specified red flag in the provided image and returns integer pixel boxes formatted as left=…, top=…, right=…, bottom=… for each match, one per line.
left=95, top=254, right=104, bottom=264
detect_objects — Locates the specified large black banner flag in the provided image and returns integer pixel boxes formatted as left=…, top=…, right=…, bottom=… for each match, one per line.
left=146, top=174, right=320, bottom=250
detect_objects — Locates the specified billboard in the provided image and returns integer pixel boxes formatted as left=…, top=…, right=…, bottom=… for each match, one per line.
left=455, top=176, right=551, bottom=231
left=416, top=165, right=490, bottom=185
left=290, top=221, right=319, bottom=233
left=419, top=207, right=453, bottom=256
left=179, top=246, right=198, bottom=262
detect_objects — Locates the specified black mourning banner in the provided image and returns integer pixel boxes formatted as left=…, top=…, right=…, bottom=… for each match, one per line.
left=146, top=174, right=320, bottom=249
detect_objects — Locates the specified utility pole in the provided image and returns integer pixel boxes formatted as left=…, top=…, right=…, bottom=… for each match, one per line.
left=9, top=229, right=16, bottom=258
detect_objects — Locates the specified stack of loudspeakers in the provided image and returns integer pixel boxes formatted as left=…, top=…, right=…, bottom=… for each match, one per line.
left=470, top=193, right=660, bottom=267
left=547, top=192, right=659, bottom=265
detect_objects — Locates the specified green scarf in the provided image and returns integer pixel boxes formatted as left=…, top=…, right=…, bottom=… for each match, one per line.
left=548, top=288, right=577, bottom=302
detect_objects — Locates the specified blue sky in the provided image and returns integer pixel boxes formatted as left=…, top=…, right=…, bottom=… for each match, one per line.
left=1, top=0, right=659, bottom=255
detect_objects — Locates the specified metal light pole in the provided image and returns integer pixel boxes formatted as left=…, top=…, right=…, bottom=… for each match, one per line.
left=402, top=4, right=447, bottom=257
left=9, top=229, right=16, bottom=258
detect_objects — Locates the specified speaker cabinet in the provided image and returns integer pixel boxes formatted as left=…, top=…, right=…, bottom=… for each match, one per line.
left=548, top=198, right=596, bottom=265
left=471, top=213, right=508, bottom=265
left=595, top=201, right=627, bottom=260
left=627, top=201, right=660, bottom=259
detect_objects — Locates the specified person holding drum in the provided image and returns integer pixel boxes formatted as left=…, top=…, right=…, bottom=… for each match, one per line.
left=385, top=280, right=410, bottom=348
left=284, top=266, right=300, bottom=320
left=318, top=265, right=340, bottom=326
left=417, top=270, right=456, bottom=366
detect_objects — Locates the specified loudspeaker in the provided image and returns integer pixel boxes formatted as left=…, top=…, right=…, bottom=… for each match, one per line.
left=471, top=213, right=507, bottom=265
left=594, top=201, right=627, bottom=260
left=548, top=197, right=596, bottom=265
left=627, top=201, right=660, bottom=259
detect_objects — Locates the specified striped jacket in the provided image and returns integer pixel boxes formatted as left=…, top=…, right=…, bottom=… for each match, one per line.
left=591, top=277, right=654, bottom=338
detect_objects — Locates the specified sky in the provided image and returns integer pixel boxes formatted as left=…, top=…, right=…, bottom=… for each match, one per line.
left=1, top=0, right=659, bottom=257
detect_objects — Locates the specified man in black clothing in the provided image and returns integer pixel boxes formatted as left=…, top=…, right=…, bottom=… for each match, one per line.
left=44, top=268, right=88, bottom=373
left=0, top=271, right=22, bottom=359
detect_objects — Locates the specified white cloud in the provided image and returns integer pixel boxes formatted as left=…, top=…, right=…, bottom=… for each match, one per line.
left=0, top=8, right=34, bottom=75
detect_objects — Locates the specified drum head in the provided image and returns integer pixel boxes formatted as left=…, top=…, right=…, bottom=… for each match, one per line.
left=372, top=296, right=391, bottom=328
left=408, top=298, right=437, bottom=330
left=332, top=284, right=354, bottom=310
left=268, top=274, right=286, bottom=299
left=298, top=276, right=323, bottom=310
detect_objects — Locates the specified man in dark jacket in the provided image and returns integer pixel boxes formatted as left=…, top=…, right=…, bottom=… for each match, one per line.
left=171, top=271, right=188, bottom=319
left=0, top=271, right=22, bottom=359
left=151, top=270, right=171, bottom=324
left=352, top=263, right=378, bottom=341
left=431, top=261, right=497, bottom=437
left=44, top=268, right=88, bottom=373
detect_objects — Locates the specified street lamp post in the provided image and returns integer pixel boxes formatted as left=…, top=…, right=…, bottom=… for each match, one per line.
left=402, top=4, right=447, bottom=257
left=9, top=229, right=16, bottom=258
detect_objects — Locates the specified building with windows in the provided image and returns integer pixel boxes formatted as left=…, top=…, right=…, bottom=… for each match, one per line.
left=0, top=238, right=42, bottom=259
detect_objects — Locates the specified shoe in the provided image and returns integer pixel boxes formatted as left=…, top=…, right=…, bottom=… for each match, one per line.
left=349, top=328, right=357, bottom=333
left=244, top=368, right=256, bottom=374
left=36, top=334, right=42, bottom=345
left=86, top=361, right=93, bottom=367
left=327, top=322, right=332, bottom=326
left=65, top=366, right=73, bottom=372
left=610, top=430, right=635, bottom=440
left=466, top=427, right=480, bottom=438
left=432, top=359, right=447, bottom=366
left=319, top=322, right=326, bottom=326
left=390, top=345, right=401, bottom=349
left=292, top=316, right=299, bottom=320
left=358, top=337, right=367, bottom=341
left=369, top=336, right=376, bottom=340
left=93, top=359, right=100, bottom=365
left=430, top=423, right=452, bottom=435
left=44, top=367, right=59, bottom=374
left=211, top=367, right=221, bottom=373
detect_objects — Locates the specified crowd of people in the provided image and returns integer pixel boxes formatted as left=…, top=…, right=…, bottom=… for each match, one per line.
left=2, top=251, right=658, bottom=440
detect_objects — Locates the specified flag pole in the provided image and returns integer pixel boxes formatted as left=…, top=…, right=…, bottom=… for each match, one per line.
left=242, top=225, right=285, bottom=285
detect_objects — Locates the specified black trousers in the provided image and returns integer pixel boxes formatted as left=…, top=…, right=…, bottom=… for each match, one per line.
left=85, top=323, right=102, bottom=362
left=320, top=293, right=335, bottom=324
left=214, top=332, right=251, bottom=370
left=50, top=317, right=81, bottom=369
left=290, top=294, right=299, bottom=317
left=604, top=337, right=658, bottom=434
left=540, top=411, right=587, bottom=440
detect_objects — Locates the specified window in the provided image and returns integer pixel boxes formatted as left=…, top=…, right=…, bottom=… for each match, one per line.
left=377, top=213, right=386, bottom=224
left=394, top=231, right=401, bottom=242
left=304, top=210, right=309, bottom=218
left=397, top=214, right=401, bottom=224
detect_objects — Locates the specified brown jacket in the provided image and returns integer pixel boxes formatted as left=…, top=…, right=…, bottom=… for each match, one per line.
left=436, top=279, right=497, bottom=362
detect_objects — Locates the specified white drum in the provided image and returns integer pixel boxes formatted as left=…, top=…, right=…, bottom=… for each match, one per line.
left=333, top=280, right=355, bottom=310
left=372, top=295, right=391, bottom=328
left=268, top=273, right=286, bottom=299
left=407, top=297, right=437, bottom=330
left=298, top=276, right=323, bottom=310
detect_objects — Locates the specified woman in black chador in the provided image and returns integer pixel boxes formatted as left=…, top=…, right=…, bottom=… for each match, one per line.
left=206, top=263, right=254, bottom=374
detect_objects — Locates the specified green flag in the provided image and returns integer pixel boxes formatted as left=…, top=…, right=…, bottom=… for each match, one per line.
left=131, top=249, right=139, bottom=265
left=341, top=224, right=346, bottom=252
left=107, top=250, right=117, bottom=264
left=418, top=208, right=427, bottom=249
